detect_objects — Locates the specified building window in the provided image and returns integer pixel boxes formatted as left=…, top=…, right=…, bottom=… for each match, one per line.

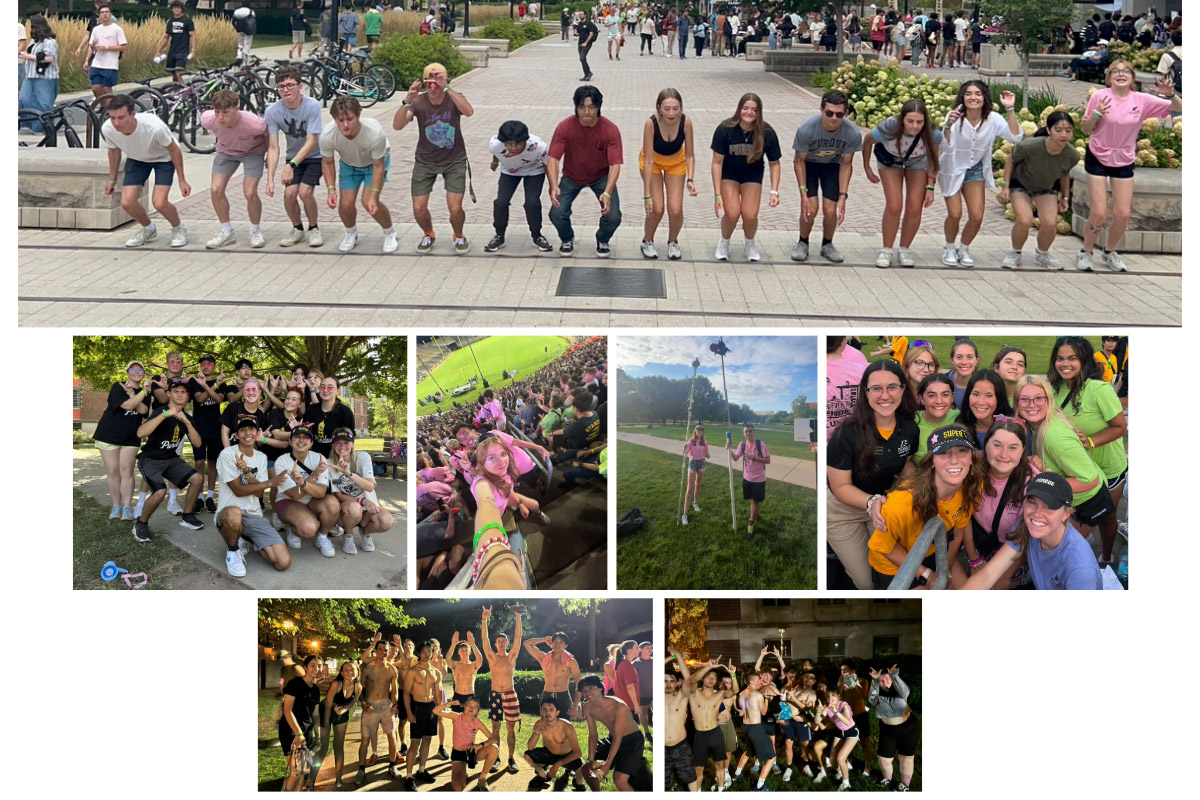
left=873, top=636, right=901, bottom=657
left=73, top=388, right=82, bottom=409
left=761, top=599, right=791, bottom=607
left=817, top=637, right=846, bottom=662
left=872, top=599, right=902, bottom=605
left=763, top=638, right=792, bottom=657
left=817, top=599, right=846, bottom=606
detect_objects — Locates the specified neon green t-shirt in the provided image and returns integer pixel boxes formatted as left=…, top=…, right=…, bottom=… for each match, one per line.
left=599, top=446, right=608, bottom=477
left=365, top=10, right=382, bottom=36
left=1054, top=379, right=1126, bottom=480
left=914, top=408, right=960, bottom=464
left=1041, top=418, right=1102, bottom=505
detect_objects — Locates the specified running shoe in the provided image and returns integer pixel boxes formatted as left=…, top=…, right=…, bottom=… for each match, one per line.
left=206, top=228, right=236, bottom=249
left=745, top=239, right=762, bottom=262
left=109, top=504, right=122, bottom=520
left=286, top=527, right=302, bottom=549
left=715, top=238, right=730, bottom=261
left=895, top=783, right=910, bottom=792
left=125, top=227, right=158, bottom=247
left=955, top=243, right=975, bottom=267
left=382, top=230, right=399, bottom=253
left=1103, top=251, right=1128, bottom=272
left=941, top=243, right=959, bottom=266
left=316, top=533, right=335, bottom=557
left=693, top=503, right=701, bottom=512
left=362, top=534, right=375, bottom=551
left=820, top=242, right=844, bottom=263
left=491, top=760, right=503, bottom=773
left=403, top=778, right=417, bottom=791
left=533, top=235, right=553, bottom=252
left=167, top=498, right=184, bottom=515
left=271, top=513, right=284, bottom=530
left=640, top=240, right=659, bottom=259
left=454, top=236, right=470, bottom=254
left=338, top=230, right=358, bottom=253
left=343, top=533, right=358, bottom=554
left=559, top=240, right=575, bottom=256
left=667, top=241, right=682, bottom=259
left=746, top=521, right=754, bottom=538
left=596, top=241, right=612, bottom=257
left=280, top=227, right=305, bottom=247
left=681, top=513, right=689, bottom=525
left=133, top=520, right=152, bottom=542
left=508, top=757, right=518, bottom=771
left=897, top=247, right=915, bottom=267
left=226, top=548, right=247, bottom=577
left=388, top=762, right=401, bottom=778
left=168, top=225, right=187, bottom=247
left=782, top=768, right=793, bottom=782
left=1034, top=250, right=1063, bottom=270
left=529, top=776, right=551, bottom=790
left=1075, top=250, right=1094, bottom=271
left=249, top=230, right=266, bottom=248
left=1001, top=250, right=1022, bottom=269
left=306, top=227, right=324, bottom=247
left=875, top=248, right=895, bottom=268
left=355, top=767, right=366, bottom=786
left=179, top=513, right=204, bottom=530
left=484, top=234, right=506, bottom=252
left=416, top=770, right=436, bottom=784
left=838, top=783, right=851, bottom=792
left=789, top=239, right=809, bottom=261
left=815, top=770, right=827, bottom=783
left=122, top=505, right=135, bottom=521
left=205, top=496, right=217, bottom=513
left=417, top=235, right=436, bottom=253
left=438, top=746, right=449, bottom=760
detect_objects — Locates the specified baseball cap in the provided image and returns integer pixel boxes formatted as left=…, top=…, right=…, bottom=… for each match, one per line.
left=291, top=425, right=314, bottom=440
left=167, top=377, right=190, bottom=391
left=1024, top=472, right=1073, bottom=510
left=234, top=415, right=260, bottom=432
left=927, top=425, right=977, bottom=456
left=1097, top=39, right=1109, bottom=46
left=199, top=353, right=217, bottom=364
left=126, top=360, right=145, bottom=372
left=332, top=427, right=355, bottom=443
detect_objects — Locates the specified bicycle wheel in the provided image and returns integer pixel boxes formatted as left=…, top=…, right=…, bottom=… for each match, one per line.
left=366, top=64, right=396, bottom=101
left=129, top=86, right=170, bottom=123
left=17, top=108, right=52, bottom=147
left=176, top=97, right=216, bottom=154
left=340, top=74, right=379, bottom=108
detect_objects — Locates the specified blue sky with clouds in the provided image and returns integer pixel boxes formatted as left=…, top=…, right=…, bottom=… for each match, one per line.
left=614, top=336, right=819, bottom=413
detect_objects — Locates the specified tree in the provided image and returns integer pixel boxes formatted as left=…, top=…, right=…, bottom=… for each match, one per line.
left=792, top=394, right=816, bottom=418
left=982, top=0, right=1073, bottom=109
left=667, top=599, right=708, bottom=662
left=370, top=393, right=407, bottom=440
left=258, top=599, right=423, bottom=660
left=560, top=599, right=609, bottom=667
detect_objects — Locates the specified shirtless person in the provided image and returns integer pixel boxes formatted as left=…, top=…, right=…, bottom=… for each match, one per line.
left=356, top=634, right=400, bottom=785
left=449, top=631, right=483, bottom=709
left=431, top=639, right=452, bottom=760
left=732, top=672, right=776, bottom=790
left=403, top=640, right=442, bottom=790
left=481, top=605, right=523, bottom=772
left=525, top=633, right=584, bottom=720
left=393, top=637, right=417, bottom=758
left=663, top=650, right=697, bottom=792
left=714, top=666, right=740, bottom=791
left=578, top=675, right=646, bottom=791
left=685, top=653, right=738, bottom=792
left=524, top=698, right=593, bottom=791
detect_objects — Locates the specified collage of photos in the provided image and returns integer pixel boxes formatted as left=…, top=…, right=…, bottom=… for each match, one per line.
left=72, top=335, right=408, bottom=590
left=258, top=598, right=653, bottom=792
left=413, top=335, right=608, bottom=591
left=664, top=599, right=923, bottom=793
left=826, top=335, right=1129, bottom=592
left=615, top=336, right=819, bottom=590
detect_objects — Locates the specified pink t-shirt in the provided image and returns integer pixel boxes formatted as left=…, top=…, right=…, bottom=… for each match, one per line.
left=418, top=466, right=453, bottom=483
left=825, top=701, right=855, bottom=731
left=826, top=347, right=869, bottom=442
left=486, top=430, right=536, bottom=474
left=470, top=472, right=516, bottom=514
left=684, top=441, right=710, bottom=460
left=734, top=439, right=769, bottom=483
left=416, top=480, right=455, bottom=512
left=972, top=467, right=1039, bottom=546
left=1084, top=89, right=1172, bottom=167
left=200, top=109, right=268, bottom=157
left=476, top=398, right=506, bottom=428
left=452, top=714, right=481, bottom=750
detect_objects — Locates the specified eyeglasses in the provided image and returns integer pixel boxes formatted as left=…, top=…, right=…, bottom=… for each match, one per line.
left=1110, top=68, right=1133, bottom=75
left=823, top=110, right=846, bottom=119
left=577, top=105, right=599, bottom=114
left=913, top=360, right=936, bottom=370
left=866, top=384, right=903, bottom=396
left=277, top=82, right=300, bottom=91
left=1016, top=396, right=1048, bottom=408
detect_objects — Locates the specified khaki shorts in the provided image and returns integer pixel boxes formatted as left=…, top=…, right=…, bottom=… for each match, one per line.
left=411, top=155, right=467, bottom=197
left=292, top=30, right=306, bottom=44
left=97, top=440, right=137, bottom=452
left=826, top=488, right=875, bottom=590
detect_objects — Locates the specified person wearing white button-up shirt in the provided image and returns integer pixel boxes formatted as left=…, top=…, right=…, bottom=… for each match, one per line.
left=937, top=80, right=1021, bottom=268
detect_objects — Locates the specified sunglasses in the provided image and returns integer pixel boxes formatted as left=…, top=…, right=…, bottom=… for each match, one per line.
left=823, top=110, right=845, bottom=119
left=911, top=340, right=932, bottom=348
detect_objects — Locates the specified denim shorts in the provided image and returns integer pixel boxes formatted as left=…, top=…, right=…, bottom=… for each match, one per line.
left=88, top=67, right=119, bottom=87
left=123, top=158, right=176, bottom=187
left=338, top=154, right=390, bottom=190
left=688, top=458, right=706, bottom=472
left=962, top=158, right=986, bottom=184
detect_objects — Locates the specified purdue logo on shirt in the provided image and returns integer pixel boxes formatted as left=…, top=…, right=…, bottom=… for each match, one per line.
left=896, top=438, right=913, bottom=457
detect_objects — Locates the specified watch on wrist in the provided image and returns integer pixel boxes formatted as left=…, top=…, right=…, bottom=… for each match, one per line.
left=914, top=575, right=928, bottom=587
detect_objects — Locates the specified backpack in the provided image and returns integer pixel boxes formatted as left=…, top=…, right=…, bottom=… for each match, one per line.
left=616, top=508, right=647, bottom=538
left=1164, top=50, right=1182, bottom=94
left=244, top=13, right=257, bottom=36
left=419, top=19, right=432, bottom=34
left=1082, top=20, right=1098, bottom=47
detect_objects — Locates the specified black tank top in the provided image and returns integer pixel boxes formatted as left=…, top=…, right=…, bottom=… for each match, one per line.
left=652, top=114, right=686, bottom=156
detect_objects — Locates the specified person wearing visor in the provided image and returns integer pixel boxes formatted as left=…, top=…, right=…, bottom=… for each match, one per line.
left=328, top=426, right=395, bottom=554
left=216, top=414, right=290, bottom=577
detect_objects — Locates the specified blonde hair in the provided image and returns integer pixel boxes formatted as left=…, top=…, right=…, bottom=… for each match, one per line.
left=1013, top=375, right=1084, bottom=462
left=1105, top=60, right=1135, bottom=86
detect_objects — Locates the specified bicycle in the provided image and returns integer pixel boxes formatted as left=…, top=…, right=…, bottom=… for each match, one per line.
left=17, top=99, right=100, bottom=148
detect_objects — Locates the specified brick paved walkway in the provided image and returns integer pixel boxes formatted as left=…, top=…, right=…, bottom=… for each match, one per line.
left=18, top=40, right=1181, bottom=326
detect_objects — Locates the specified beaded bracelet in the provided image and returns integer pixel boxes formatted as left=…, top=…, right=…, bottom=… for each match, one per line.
left=472, top=535, right=513, bottom=585
left=968, top=557, right=985, bottom=569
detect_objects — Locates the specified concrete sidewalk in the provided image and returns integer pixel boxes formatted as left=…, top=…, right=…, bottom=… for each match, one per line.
left=619, top=431, right=817, bottom=488
left=74, top=448, right=407, bottom=590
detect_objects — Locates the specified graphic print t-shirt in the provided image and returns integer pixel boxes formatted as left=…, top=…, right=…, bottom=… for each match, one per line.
left=140, top=414, right=192, bottom=460
left=411, top=92, right=466, bottom=165
left=792, top=115, right=863, bottom=164
left=166, top=15, right=194, bottom=55
left=265, top=96, right=324, bottom=162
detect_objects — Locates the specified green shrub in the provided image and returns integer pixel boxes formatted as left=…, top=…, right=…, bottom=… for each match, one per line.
left=811, top=72, right=834, bottom=90
left=372, top=33, right=471, bottom=87
left=474, top=19, right=523, bottom=50
left=72, top=429, right=93, bottom=445
left=520, top=21, right=548, bottom=42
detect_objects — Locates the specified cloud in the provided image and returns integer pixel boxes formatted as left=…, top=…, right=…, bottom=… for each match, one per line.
left=615, top=336, right=817, bottom=371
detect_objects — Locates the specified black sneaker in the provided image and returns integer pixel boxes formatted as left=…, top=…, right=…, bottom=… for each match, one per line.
left=508, top=757, right=518, bottom=771
left=596, top=241, right=612, bottom=257
left=437, top=746, right=449, bottom=760
left=205, top=496, right=217, bottom=513
left=132, top=520, right=152, bottom=542
left=559, top=240, right=574, bottom=256
left=179, top=513, right=205, bottom=530
left=415, top=770, right=435, bottom=784
left=484, top=234, right=506, bottom=252
left=528, top=776, right=551, bottom=790
left=399, top=742, right=408, bottom=757
left=533, top=235, right=553, bottom=252
left=403, top=777, right=418, bottom=791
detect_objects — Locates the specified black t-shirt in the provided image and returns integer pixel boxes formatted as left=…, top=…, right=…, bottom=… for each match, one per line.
left=711, top=122, right=781, bottom=185
left=139, top=412, right=193, bottom=460
left=148, top=374, right=181, bottom=413
left=264, top=408, right=303, bottom=461
left=291, top=8, right=307, bottom=31
left=166, top=15, right=194, bottom=55
left=187, top=376, right=227, bottom=431
left=1099, top=20, right=1116, bottom=40
left=279, top=677, right=321, bottom=735
left=220, top=402, right=270, bottom=447
left=827, top=417, right=920, bottom=496
left=925, top=18, right=940, bottom=39
left=93, top=383, right=146, bottom=447
left=562, top=411, right=603, bottom=450
left=303, top=402, right=356, bottom=456
left=577, top=20, right=597, bottom=46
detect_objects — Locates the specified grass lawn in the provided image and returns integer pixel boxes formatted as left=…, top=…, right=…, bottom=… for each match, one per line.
left=617, top=424, right=817, bottom=461
left=863, top=335, right=1112, bottom=376
left=617, top=442, right=817, bottom=590
left=416, top=336, right=572, bottom=415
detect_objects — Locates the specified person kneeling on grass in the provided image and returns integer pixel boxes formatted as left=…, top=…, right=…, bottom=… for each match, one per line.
left=275, top=424, right=341, bottom=558
left=728, top=424, right=770, bottom=538
left=216, top=415, right=290, bottom=577
left=132, top=377, right=204, bottom=542
left=434, top=696, right=501, bottom=791
left=321, top=96, right=399, bottom=254
left=525, top=698, right=592, bottom=791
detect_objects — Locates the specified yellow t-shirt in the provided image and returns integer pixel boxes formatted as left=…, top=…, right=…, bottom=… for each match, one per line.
left=891, top=336, right=909, bottom=367
left=868, top=487, right=973, bottom=576
left=1094, top=352, right=1117, bottom=384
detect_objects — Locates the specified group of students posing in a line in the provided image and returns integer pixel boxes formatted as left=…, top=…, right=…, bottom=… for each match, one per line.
left=826, top=335, right=1128, bottom=591
left=278, top=608, right=648, bottom=791
left=91, top=353, right=393, bottom=578
left=666, top=648, right=919, bottom=792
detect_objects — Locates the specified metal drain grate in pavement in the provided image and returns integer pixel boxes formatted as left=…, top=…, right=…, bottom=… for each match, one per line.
left=555, top=267, right=666, bottom=299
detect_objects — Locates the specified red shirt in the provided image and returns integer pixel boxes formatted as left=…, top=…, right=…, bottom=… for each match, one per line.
left=549, top=115, right=623, bottom=185
left=613, top=660, right=641, bottom=709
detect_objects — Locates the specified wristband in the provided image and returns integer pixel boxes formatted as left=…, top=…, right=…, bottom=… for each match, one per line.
left=601, top=191, right=611, bottom=200
left=1003, top=106, right=1015, bottom=112
left=287, top=160, right=298, bottom=169
left=769, top=189, right=779, bottom=195
left=798, top=184, right=808, bottom=191
left=162, top=409, right=171, bottom=418
left=1087, top=436, right=1095, bottom=448
left=968, top=557, right=986, bottom=569
left=994, top=179, right=1007, bottom=187
left=327, top=185, right=337, bottom=193
left=367, top=186, right=381, bottom=193
left=838, top=192, right=848, bottom=198
left=473, top=521, right=506, bottom=553
left=686, top=178, right=694, bottom=183
left=925, top=184, right=935, bottom=191
left=1092, top=109, right=1103, bottom=120
left=714, top=194, right=722, bottom=199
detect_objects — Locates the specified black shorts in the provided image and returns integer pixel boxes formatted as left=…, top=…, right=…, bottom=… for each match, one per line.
left=742, top=479, right=766, bottom=503
left=1073, top=485, right=1117, bottom=527
left=410, top=699, right=437, bottom=738
left=692, top=727, right=725, bottom=767
left=367, top=34, right=380, bottom=44
left=665, top=741, right=694, bottom=786
left=451, top=746, right=478, bottom=767
left=852, top=711, right=870, bottom=739
left=1083, top=146, right=1135, bottom=180
left=451, top=691, right=474, bottom=712
left=803, top=160, right=842, bottom=199
left=278, top=721, right=314, bottom=759
left=1009, top=176, right=1059, bottom=198
left=284, top=157, right=324, bottom=187
left=876, top=714, right=919, bottom=759
left=526, top=746, right=583, bottom=772
left=872, top=552, right=937, bottom=589
left=165, top=52, right=188, bottom=70
left=192, top=431, right=221, bottom=462
left=814, top=727, right=837, bottom=746
left=831, top=725, right=861, bottom=740
left=593, top=730, right=645, bottom=776
left=744, top=722, right=775, bottom=760
left=540, top=690, right=572, bottom=717
left=138, top=455, right=196, bottom=493
left=123, top=158, right=176, bottom=188
left=1105, top=469, right=1128, bottom=492
left=777, top=718, right=810, bottom=742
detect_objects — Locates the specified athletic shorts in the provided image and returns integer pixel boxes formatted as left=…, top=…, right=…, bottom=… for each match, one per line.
left=853, top=711, right=870, bottom=739
left=360, top=703, right=394, bottom=741
left=802, top=160, right=842, bottom=199
left=665, top=741, right=694, bottom=786
left=292, top=30, right=306, bottom=44
left=689, top=459, right=706, bottom=472
left=367, top=34, right=380, bottom=44
left=777, top=718, right=810, bottom=742
left=719, top=719, right=737, bottom=752
left=1105, top=469, right=1128, bottom=492
left=410, top=699, right=437, bottom=738
left=192, top=429, right=222, bottom=461
left=743, top=722, right=775, bottom=760
left=742, top=479, right=766, bottom=503
left=165, top=52, right=188, bottom=71
left=540, top=690, right=572, bottom=718
left=526, top=746, right=584, bottom=772
left=339, top=155, right=390, bottom=191
left=411, top=154, right=468, bottom=196
left=1009, top=176, right=1059, bottom=198
left=96, top=440, right=138, bottom=451
left=489, top=689, right=520, bottom=722
left=451, top=746, right=479, bottom=766
left=637, top=146, right=688, bottom=177
left=451, top=691, right=473, bottom=712
left=1083, top=146, right=1135, bottom=180
left=123, top=158, right=176, bottom=188
left=138, top=455, right=195, bottom=493
left=874, top=141, right=930, bottom=172
left=692, top=727, right=726, bottom=767
left=876, top=714, right=919, bottom=759
left=831, top=725, right=860, bottom=740
left=814, top=726, right=837, bottom=746
left=212, top=151, right=265, bottom=179
left=283, top=157, right=323, bottom=187
left=88, top=67, right=119, bottom=87
left=593, top=729, right=644, bottom=776
left=1073, top=485, right=1117, bottom=527
left=217, top=510, right=284, bottom=551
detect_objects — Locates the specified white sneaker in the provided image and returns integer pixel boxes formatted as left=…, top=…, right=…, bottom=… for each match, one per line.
left=206, top=228, right=235, bottom=249
left=1035, top=250, right=1063, bottom=270
left=361, top=533, right=375, bottom=552
left=666, top=241, right=682, bottom=260
left=382, top=231, right=399, bottom=253
left=279, top=227, right=305, bottom=247
left=745, top=239, right=762, bottom=262
left=1001, top=250, right=1022, bottom=269
left=693, top=503, right=701, bottom=512
left=681, top=513, right=689, bottom=525
left=715, top=238, right=730, bottom=261
left=316, top=533, right=335, bottom=557
left=286, top=527, right=302, bottom=549
left=331, top=524, right=344, bottom=537
left=169, top=226, right=188, bottom=248
left=956, top=243, right=975, bottom=267
left=896, top=247, right=915, bottom=267
left=1075, top=250, right=1094, bottom=271
left=307, top=227, right=324, bottom=247
left=640, top=240, right=659, bottom=259
left=271, top=512, right=284, bottom=531
left=249, top=230, right=266, bottom=248
left=167, top=499, right=184, bottom=516
left=338, top=230, right=358, bottom=253
left=941, top=243, right=959, bottom=266
left=1104, top=251, right=1128, bottom=272
left=225, top=548, right=247, bottom=577
left=133, top=498, right=145, bottom=518
left=875, top=248, right=894, bottom=268
left=125, top=227, right=158, bottom=247
left=239, top=537, right=251, bottom=558
left=815, top=771, right=827, bottom=784
left=343, top=533, right=358, bottom=554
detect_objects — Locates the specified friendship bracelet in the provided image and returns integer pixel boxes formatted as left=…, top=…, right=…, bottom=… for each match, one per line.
left=472, top=536, right=513, bottom=585
left=473, top=521, right=506, bottom=552
left=968, top=557, right=985, bottom=569
left=798, top=184, right=808, bottom=191
left=601, top=191, right=611, bottom=200
left=1087, top=436, right=1095, bottom=448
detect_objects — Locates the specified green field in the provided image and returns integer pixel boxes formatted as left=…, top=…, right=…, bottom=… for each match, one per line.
left=864, top=335, right=1113, bottom=376
left=416, top=337, right=572, bottom=415
left=617, top=442, right=817, bottom=590
left=617, top=424, right=817, bottom=461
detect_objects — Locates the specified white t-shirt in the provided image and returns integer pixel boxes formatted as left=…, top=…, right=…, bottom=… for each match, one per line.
left=275, top=450, right=330, bottom=505
left=319, top=116, right=390, bottom=168
left=216, top=446, right=268, bottom=517
left=17, top=23, right=26, bottom=66
left=488, top=133, right=548, bottom=176
left=954, top=18, right=968, bottom=42
left=328, top=450, right=379, bottom=505
left=89, top=21, right=127, bottom=71
left=101, top=113, right=174, bottom=162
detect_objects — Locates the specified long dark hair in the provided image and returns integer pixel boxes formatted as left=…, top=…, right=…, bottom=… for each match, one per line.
left=952, top=80, right=994, bottom=126
left=982, top=419, right=1034, bottom=513
left=956, top=370, right=1014, bottom=431
left=29, top=15, right=54, bottom=41
left=835, top=360, right=917, bottom=481
left=1035, top=110, right=1075, bottom=138
left=890, top=98, right=938, bottom=177
left=722, top=92, right=767, bottom=164
left=1048, top=336, right=1103, bottom=414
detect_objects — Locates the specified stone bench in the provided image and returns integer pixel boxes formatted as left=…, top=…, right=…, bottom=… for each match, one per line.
left=467, top=37, right=511, bottom=58
left=978, top=44, right=1074, bottom=77
left=18, top=147, right=148, bottom=230
left=745, top=42, right=767, bottom=62
left=457, top=44, right=491, bottom=69
left=1069, top=164, right=1181, bottom=253
left=764, top=49, right=879, bottom=74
